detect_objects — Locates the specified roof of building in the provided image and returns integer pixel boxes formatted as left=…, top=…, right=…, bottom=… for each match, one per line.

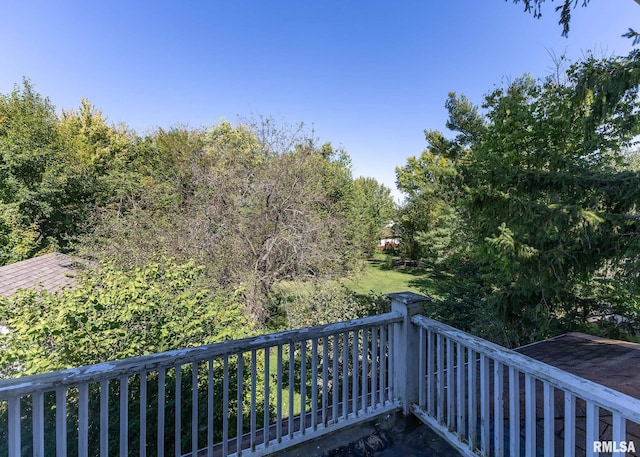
left=517, top=332, right=640, bottom=400
left=0, top=252, right=84, bottom=298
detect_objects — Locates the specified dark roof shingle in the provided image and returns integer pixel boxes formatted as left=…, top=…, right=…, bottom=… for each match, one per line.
left=0, top=253, right=82, bottom=297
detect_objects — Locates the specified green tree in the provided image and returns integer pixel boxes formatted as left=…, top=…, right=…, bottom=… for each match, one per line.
left=459, top=52, right=640, bottom=342
left=0, top=82, right=134, bottom=263
left=0, top=79, right=59, bottom=261
left=348, top=177, right=396, bottom=257
left=80, top=120, right=359, bottom=323
left=395, top=108, right=471, bottom=261
left=0, top=259, right=261, bottom=457
left=0, top=259, right=251, bottom=377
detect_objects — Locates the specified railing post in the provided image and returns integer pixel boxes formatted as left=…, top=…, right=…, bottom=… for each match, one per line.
left=387, top=291, right=432, bottom=415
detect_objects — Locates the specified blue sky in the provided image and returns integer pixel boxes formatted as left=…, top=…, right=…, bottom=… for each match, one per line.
left=1, top=1, right=638, bottom=200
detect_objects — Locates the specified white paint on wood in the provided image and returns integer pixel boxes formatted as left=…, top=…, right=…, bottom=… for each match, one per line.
left=508, top=367, right=520, bottom=457
left=412, top=315, right=640, bottom=423
left=564, top=391, right=576, bottom=457
left=544, top=382, right=555, bottom=457
left=494, top=361, right=504, bottom=457
left=525, top=374, right=536, bottom=457
left=0, top=312, right=402, bottom=400
left=480, top=354, right=490, bottom=457
left=79, top=383, right=89, bottom=457
left=8, top=397, right=20, bottom=457
left=456, top=343, right=466, bottom=440
left=585, top=401, right=599, bottom=457
left=32, top=391, right=44, bottom=457
left=56, top=388, right=67, bottom=457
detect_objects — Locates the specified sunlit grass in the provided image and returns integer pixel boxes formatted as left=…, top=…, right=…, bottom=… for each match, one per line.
left=342, top=253, right=442, bottom=299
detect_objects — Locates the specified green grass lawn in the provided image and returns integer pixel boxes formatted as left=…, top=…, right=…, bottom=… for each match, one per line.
left=342, top=253, right=444, bottom=299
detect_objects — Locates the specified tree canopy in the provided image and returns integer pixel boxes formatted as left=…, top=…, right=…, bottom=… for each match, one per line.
left=398, top=51, right=640, bottom=344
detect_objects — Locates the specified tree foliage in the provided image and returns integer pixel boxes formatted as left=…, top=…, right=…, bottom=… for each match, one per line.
left=0, top=259, right=251, bottom=377
left=0, top=78, right=387, bottom=326
left=395, top=98, right=472, bottom=262
left=78, top=120, right=370, bottom=323
left=0, top=81, right=133, bottom=264
left=348, top=177, right=396, bottom=257
left=510, top=0, right=590, bottom=36
left=400, top=51, right=640, bottom=344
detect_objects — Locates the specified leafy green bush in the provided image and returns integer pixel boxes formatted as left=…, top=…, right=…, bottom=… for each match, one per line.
left=0, top=259, right=252, bottom=377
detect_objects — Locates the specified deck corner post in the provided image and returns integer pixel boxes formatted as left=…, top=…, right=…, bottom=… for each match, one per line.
left=387, top=291, right=431, bottom=415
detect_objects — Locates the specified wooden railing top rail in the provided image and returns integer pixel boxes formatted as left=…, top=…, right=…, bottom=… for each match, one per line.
left=0, top=311, right=402, bottom=399
left=412, top=314, right=640, bottom=424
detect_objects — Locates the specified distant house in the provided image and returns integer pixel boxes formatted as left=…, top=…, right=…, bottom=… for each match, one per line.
left=0, top=252, right=84, bottom=298
left=377, top=221, right=400, bottom=251
left=0, top=252, right=87, bottom=334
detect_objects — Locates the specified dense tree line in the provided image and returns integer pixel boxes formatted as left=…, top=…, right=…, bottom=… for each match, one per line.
left=0, top=80, right=395, bottom=334
left=397, top=51, right=640, bottom=345
left=0, top=86, right=397, bottom=453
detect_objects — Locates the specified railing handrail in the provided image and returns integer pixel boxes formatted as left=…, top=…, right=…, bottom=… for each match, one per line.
left=0, top=311, right=402, bottom=399
left=412, top=314, right=640, bottom=424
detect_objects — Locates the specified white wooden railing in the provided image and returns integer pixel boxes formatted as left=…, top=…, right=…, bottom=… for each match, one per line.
left=411, top=315, right=640, bottom=457
left=0, top=311, right=403, bottom=457
left=3, top=291, right=640, bottom=457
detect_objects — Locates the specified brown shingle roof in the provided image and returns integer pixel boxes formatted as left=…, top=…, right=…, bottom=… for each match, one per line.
left=0, top=253, right=82, bottom=298
left=517, top=332, right=640, bottom=400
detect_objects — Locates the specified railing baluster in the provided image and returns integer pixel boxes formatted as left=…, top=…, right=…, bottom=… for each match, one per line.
left=447, top=338, right=454, bottom=430
left=56, top=388, right=67, bottom=457
left=480, top=354, right=490, bottom=456
left=332, top=333, right=339, bottom=424
left=120, top=376, right=128, bottom=457
left=289, top=343, right=295, bottom=438
left=612, top=412, right=626, bottom=457
left=456, top=342, right=466, bottom=439
left=362, top=328, right=369, bottom=414
left=388, top=323, right=395, bottom=400
left=418, top=328, right=428, bottom=408
left=32, top=391, right=45, bottom=457
left=265, top=347, right=271, bottom=445
left=100, top=380, right=108, bottom=457
left=192, top=363, right=198, bottom=457
left=564, top=391, right=575, bottom=457
left=175, top=367, right=181, bottom=457
left=427, top=329, right=435, bottom=415
left=525, top=373, right=536, bottom=457
left=14, top=310, right=640, bottom=457
left=208, top=359, right=214, bottom=457
left=342, top=332, right=348, bottom=419
left=223, top=355, right=229, bottom=456
left=140, top=372, right=147, bottom=457
left=276, top=344, right=283, bottom=441
left=311, top=338, right=318, bottom=430
left=352, top=330, right=359, bottom=417
left=509, top=367, right=520, bottom=457
left=8, top=397, right=20, bottom=457
left=371, top=326, right=378, bottom=410
left=494, top=361, right=504, bottom=457
left=300, top=341, right=306, bottom=434
left=237, top=352, right=244, bottom=454
left=250, top=350, right=257, bottom=450
left=158, top=368, right=166, bottom=457
left=79, top=383, right=89, bottom=457
left=380, top=325, right=387, bottom=406
left=437, top=334, right=444, bottom=422
left=468, top=349, right=477, bottom=451
left=322, top=335, right=329, bottom=426
left=585, top=401, right=599, bottom=457
left=544, top=382, right=554, bottom=457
